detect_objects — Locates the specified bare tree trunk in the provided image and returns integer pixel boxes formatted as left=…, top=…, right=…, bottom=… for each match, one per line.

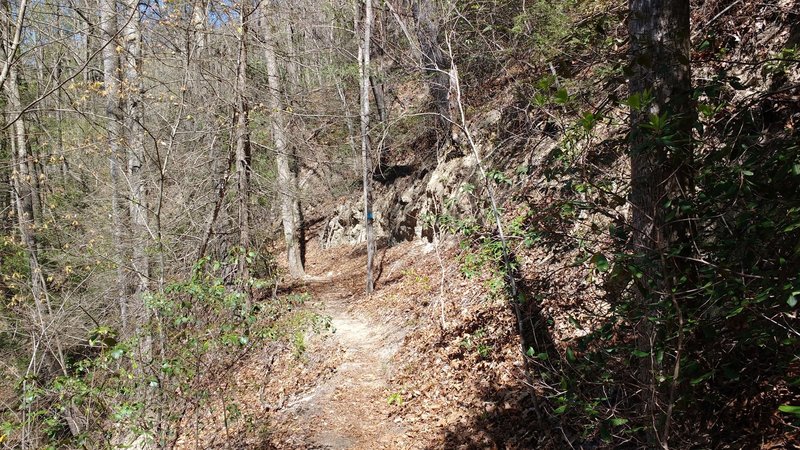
left=5, top=59, right=67, bottom=382
left=5, top=69, right=35, bottom=230
left=358, top=0, right=375, bottom=293
left=369, top=75, right=387, bottom=169
left=121, top=0, right=155, bottom=420
left=197, top=142, right=235, bottom=261
left=336, top=82, right=359, bottom=170
left=385, top=0, right=421, bottom=57
left=262, top=9, right=305, bottom=278
left=82, top=0, right=94, bottom=83
left=281, top=9, right=307, bottom=274
left=4, top=38, right=43, bottom=230
left=190, top=0, right=208, bottom=54
left=628, top=0, right=693, bottom=447
left=370, top=77, right=388, bottom=125
left=122, top=0, right=149, bottom=296
left=235, top=0, right=252, bottom=285
left=1, top=23, right=47, bottom=335
left=370, top=7, right=389, bottom=128
left=0, top=0, right=28, bottom=91
left=100, top=0, right=129, bottom=329
left=55, top=11, right=69, bottom=188
left=6, top=65, right=43, bottom=310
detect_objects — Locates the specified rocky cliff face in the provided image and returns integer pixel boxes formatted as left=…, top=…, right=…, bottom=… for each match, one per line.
left=318, top=151, right=487, bottom=249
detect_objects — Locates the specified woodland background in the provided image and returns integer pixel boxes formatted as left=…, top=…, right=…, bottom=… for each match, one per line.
left=0, top=0, right=798, bottom=448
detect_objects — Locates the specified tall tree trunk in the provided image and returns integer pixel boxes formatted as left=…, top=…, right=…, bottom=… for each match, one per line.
left=0, top=0, right=27, bottom=91
left=6, top=65, right=42, bottom=312
left=4, top=59, right=67, bottom=381
left=369, top=20, right=388, bottom=168
left=55, top=11, right=69, bottom=188
left=82, top=0, right=93, bottom=83
left=100, top=0, right=129, bottom=329
left=369, top=7, right=389, bottom=129
left=235, top=0, right=252, bottom=284
left=628, top=0, right=693, bottom=447
left=122, top=0, right=149, bottom=296
left=336, top=82, right=359, bottom=172
left=281, top=11, right=306, bottom=272
left=5, top=68, right=35, bottom=232
left=370, top=77, right=387, bottom=125
left=263, top=8, right=305, bottom=278
left=359, top=0, right=375, bottom=293
left=121, top=0, right=154, bottom=410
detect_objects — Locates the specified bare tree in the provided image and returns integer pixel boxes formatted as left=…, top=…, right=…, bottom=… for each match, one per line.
left=262, top=4, right=305, bottom=278
left=0, top=0, right=27, bottom=90
left=235, top=0, right=252, bottom=284
left=1, top=0, right=69, bottom=398
left=413, top=0, right=451, bottom=149
left=122, top=0, right=149, bottom=297
left=100, top=0, right=131, bottom=328
left=358, top=0, right=374, bottom=293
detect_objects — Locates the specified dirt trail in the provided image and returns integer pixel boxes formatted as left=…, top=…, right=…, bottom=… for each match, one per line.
left=272, top=284, right=408, bottom=449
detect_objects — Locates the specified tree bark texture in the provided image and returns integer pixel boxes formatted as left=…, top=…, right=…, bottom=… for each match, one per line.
left=262, top=10, right=305, bottom=278
left=122, top=0, right=149, bottom=296
left=101, top=0, right=130, bottom=329
left=359, top=0, right=375, bottom=293
left=628, top=0, right=693, bottom=446
left=6, top=66, right=45, bottom=320
left=235, top=1, right=252, bottom=283
left=4, top=46, right=67, bottom=380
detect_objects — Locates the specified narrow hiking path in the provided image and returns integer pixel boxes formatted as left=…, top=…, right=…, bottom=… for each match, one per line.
left=265, top=247, right=415, bottom=449
left=172, top=242, right=433, bottom=449
left=274, top=295, right=407, bottom=449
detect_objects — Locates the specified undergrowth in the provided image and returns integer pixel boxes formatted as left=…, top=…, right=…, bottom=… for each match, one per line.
left=0, top=257, right=329, bottom=448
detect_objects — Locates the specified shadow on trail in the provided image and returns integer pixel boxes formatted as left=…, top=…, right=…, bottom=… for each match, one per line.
left=425, top=385, right=543, bottom=449
left=424, top=248, right=579, bottom=449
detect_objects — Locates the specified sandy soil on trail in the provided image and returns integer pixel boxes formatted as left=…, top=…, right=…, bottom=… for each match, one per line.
left=269, top=279, right=410, bottom=449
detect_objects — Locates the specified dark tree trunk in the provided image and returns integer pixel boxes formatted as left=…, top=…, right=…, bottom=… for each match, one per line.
left=628, top=0, right=694, bottom=447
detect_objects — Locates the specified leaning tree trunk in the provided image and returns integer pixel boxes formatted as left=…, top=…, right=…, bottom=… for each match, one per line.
left=5, top=60, right=68, bottom=384
left=359, top=0, right=375, bottom=293
left=262, top=12, right=305, bottom=278
left=628, top=0, right=693, bottom=447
